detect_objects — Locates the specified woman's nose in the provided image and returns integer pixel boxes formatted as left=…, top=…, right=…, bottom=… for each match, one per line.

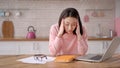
left=68, top=25, right=72, bottom=30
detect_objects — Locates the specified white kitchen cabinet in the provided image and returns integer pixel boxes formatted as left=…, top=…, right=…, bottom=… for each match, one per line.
left=18, top=42, right=34, bottom=54
left=1, top=40, right=119, bottom=55
left=0, top=41, right=50, bottom=55
left=0, top=41, right=19, bottom=55
left=0, top=41, right=35, bottom=55
left=87, top=41, right=111, bottom=54
left=87, top=41, right=103, bottom=54
left=18, top=41, right=50, bottom=55
left=32, top=41, right=50, bottom=55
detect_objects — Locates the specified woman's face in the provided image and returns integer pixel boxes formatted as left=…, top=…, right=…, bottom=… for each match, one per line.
left=64, top=17, right=78, bottom=34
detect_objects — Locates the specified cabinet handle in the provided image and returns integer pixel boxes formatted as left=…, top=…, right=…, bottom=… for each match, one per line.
left=33, top=43, right=40, bottom=50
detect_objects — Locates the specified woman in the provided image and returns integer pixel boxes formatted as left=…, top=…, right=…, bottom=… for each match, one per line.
left=49, top=8, right=88, bottom=56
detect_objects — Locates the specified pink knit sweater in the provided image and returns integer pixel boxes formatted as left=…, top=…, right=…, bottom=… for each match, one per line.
left=49, top=24, right=88, bottom=56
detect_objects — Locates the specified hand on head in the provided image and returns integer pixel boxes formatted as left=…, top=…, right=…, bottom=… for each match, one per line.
left=57, top=19, right=65, bottom=37
left=76, top=21, right=82, bottom=40
left=76, top=21, right=80, bottom=35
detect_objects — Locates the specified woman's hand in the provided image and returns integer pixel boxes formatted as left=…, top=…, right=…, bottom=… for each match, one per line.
left=57, top=19, right=65, bottom=38
left=76, top=22, right=82, bottom=40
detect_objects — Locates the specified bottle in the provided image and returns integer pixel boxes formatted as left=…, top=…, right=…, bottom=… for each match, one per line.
left=109, top=29, right=114, bottom=38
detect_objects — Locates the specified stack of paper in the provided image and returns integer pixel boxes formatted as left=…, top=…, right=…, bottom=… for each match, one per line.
left=17, top=56, right=55, bottom=64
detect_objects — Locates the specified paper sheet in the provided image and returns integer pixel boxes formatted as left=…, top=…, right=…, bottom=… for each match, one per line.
left=17, top=56, right=55, bottom=64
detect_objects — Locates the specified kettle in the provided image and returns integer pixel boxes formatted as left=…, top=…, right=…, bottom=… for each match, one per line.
left=26, top=26, right=36, bottom=39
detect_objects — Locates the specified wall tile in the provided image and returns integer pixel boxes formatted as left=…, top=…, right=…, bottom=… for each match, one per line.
left=0, top=0, right=115, bottom=38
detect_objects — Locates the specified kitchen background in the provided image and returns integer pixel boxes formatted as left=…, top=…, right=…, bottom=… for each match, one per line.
left=0, top=0, right=116, bottom=39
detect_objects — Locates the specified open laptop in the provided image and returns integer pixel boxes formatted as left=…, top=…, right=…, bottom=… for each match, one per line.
left=76, top=37, right=120, bottom=62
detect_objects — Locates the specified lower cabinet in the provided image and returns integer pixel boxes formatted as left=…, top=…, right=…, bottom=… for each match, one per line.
left=18, top=42, right=34, bottom=54
left=18, top=41, right=50, bottom=55
left=87, top=41, right=103, bottom=54
left=33, top=41, right=50, bottom=54
left=0, top=41, right=50, bottom=55
left=87, top=41, right=111, bottom=54
left=0, top=41, right=19, bottom=55
left=0, top=40, right=119, bottom=55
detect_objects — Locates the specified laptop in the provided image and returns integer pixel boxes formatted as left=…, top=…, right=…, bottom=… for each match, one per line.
left=76, top=37, right=120, bottom=62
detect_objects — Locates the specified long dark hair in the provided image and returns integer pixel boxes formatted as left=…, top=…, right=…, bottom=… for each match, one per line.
left=58, top=8, right=83, bottom=35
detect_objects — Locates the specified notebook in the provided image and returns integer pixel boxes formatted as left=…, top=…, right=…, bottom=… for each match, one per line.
left=76, top=37, right=120, bottom=62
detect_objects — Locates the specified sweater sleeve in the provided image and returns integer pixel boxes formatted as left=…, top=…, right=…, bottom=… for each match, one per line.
left=77, top=26, right=88, bottom=55
left=49, top=24, right=64, bottom=56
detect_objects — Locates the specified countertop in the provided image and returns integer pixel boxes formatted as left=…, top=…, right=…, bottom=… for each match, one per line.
left=0, top=36, right=113, bottom=41
left=0, top=54, right=120, bottom=68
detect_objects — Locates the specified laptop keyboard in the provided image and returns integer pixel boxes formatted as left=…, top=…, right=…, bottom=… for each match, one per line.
left=89, top=55, right=102, bottom=60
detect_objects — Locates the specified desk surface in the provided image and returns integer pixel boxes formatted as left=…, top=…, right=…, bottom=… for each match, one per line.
left=0, top=54, right=120, bottom=68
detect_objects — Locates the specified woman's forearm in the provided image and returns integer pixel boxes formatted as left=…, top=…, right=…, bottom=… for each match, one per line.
left=77, top=37, right=88, bottom=55
left=49, top=37, right=63, bottom=56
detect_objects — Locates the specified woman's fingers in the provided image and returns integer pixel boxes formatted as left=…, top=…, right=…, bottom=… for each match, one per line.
left=57, top=19, right=65, bottom=37
left=61, top=19, right=65, bottom=27
left=76, top=22, right=82, bottom=40
left=60, top=19, right=65, bottom=32
left=76, top=22, right=81, bottom=35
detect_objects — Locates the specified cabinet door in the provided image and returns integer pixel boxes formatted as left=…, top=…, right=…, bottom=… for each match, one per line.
left=99, top=40, right=120, bottom=54
left=19, top=41, right=50, bottom=55
left=87, top=41, right=103, bottom=54
left=32, top=41, right=50, bottom=55
left=102, top=41, right=111, bottom=53
left=0, top=41, right=19, bottom=55
left=19, top=41, right=34, bottom=54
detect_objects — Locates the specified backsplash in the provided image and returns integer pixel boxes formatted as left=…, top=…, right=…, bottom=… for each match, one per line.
left=0, top=0, right=115, bottom=38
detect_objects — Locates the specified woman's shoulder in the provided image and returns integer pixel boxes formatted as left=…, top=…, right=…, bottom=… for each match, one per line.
left=50, top=23, right=59, bottom=31
left=51, top=23, right=58, bottom=27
